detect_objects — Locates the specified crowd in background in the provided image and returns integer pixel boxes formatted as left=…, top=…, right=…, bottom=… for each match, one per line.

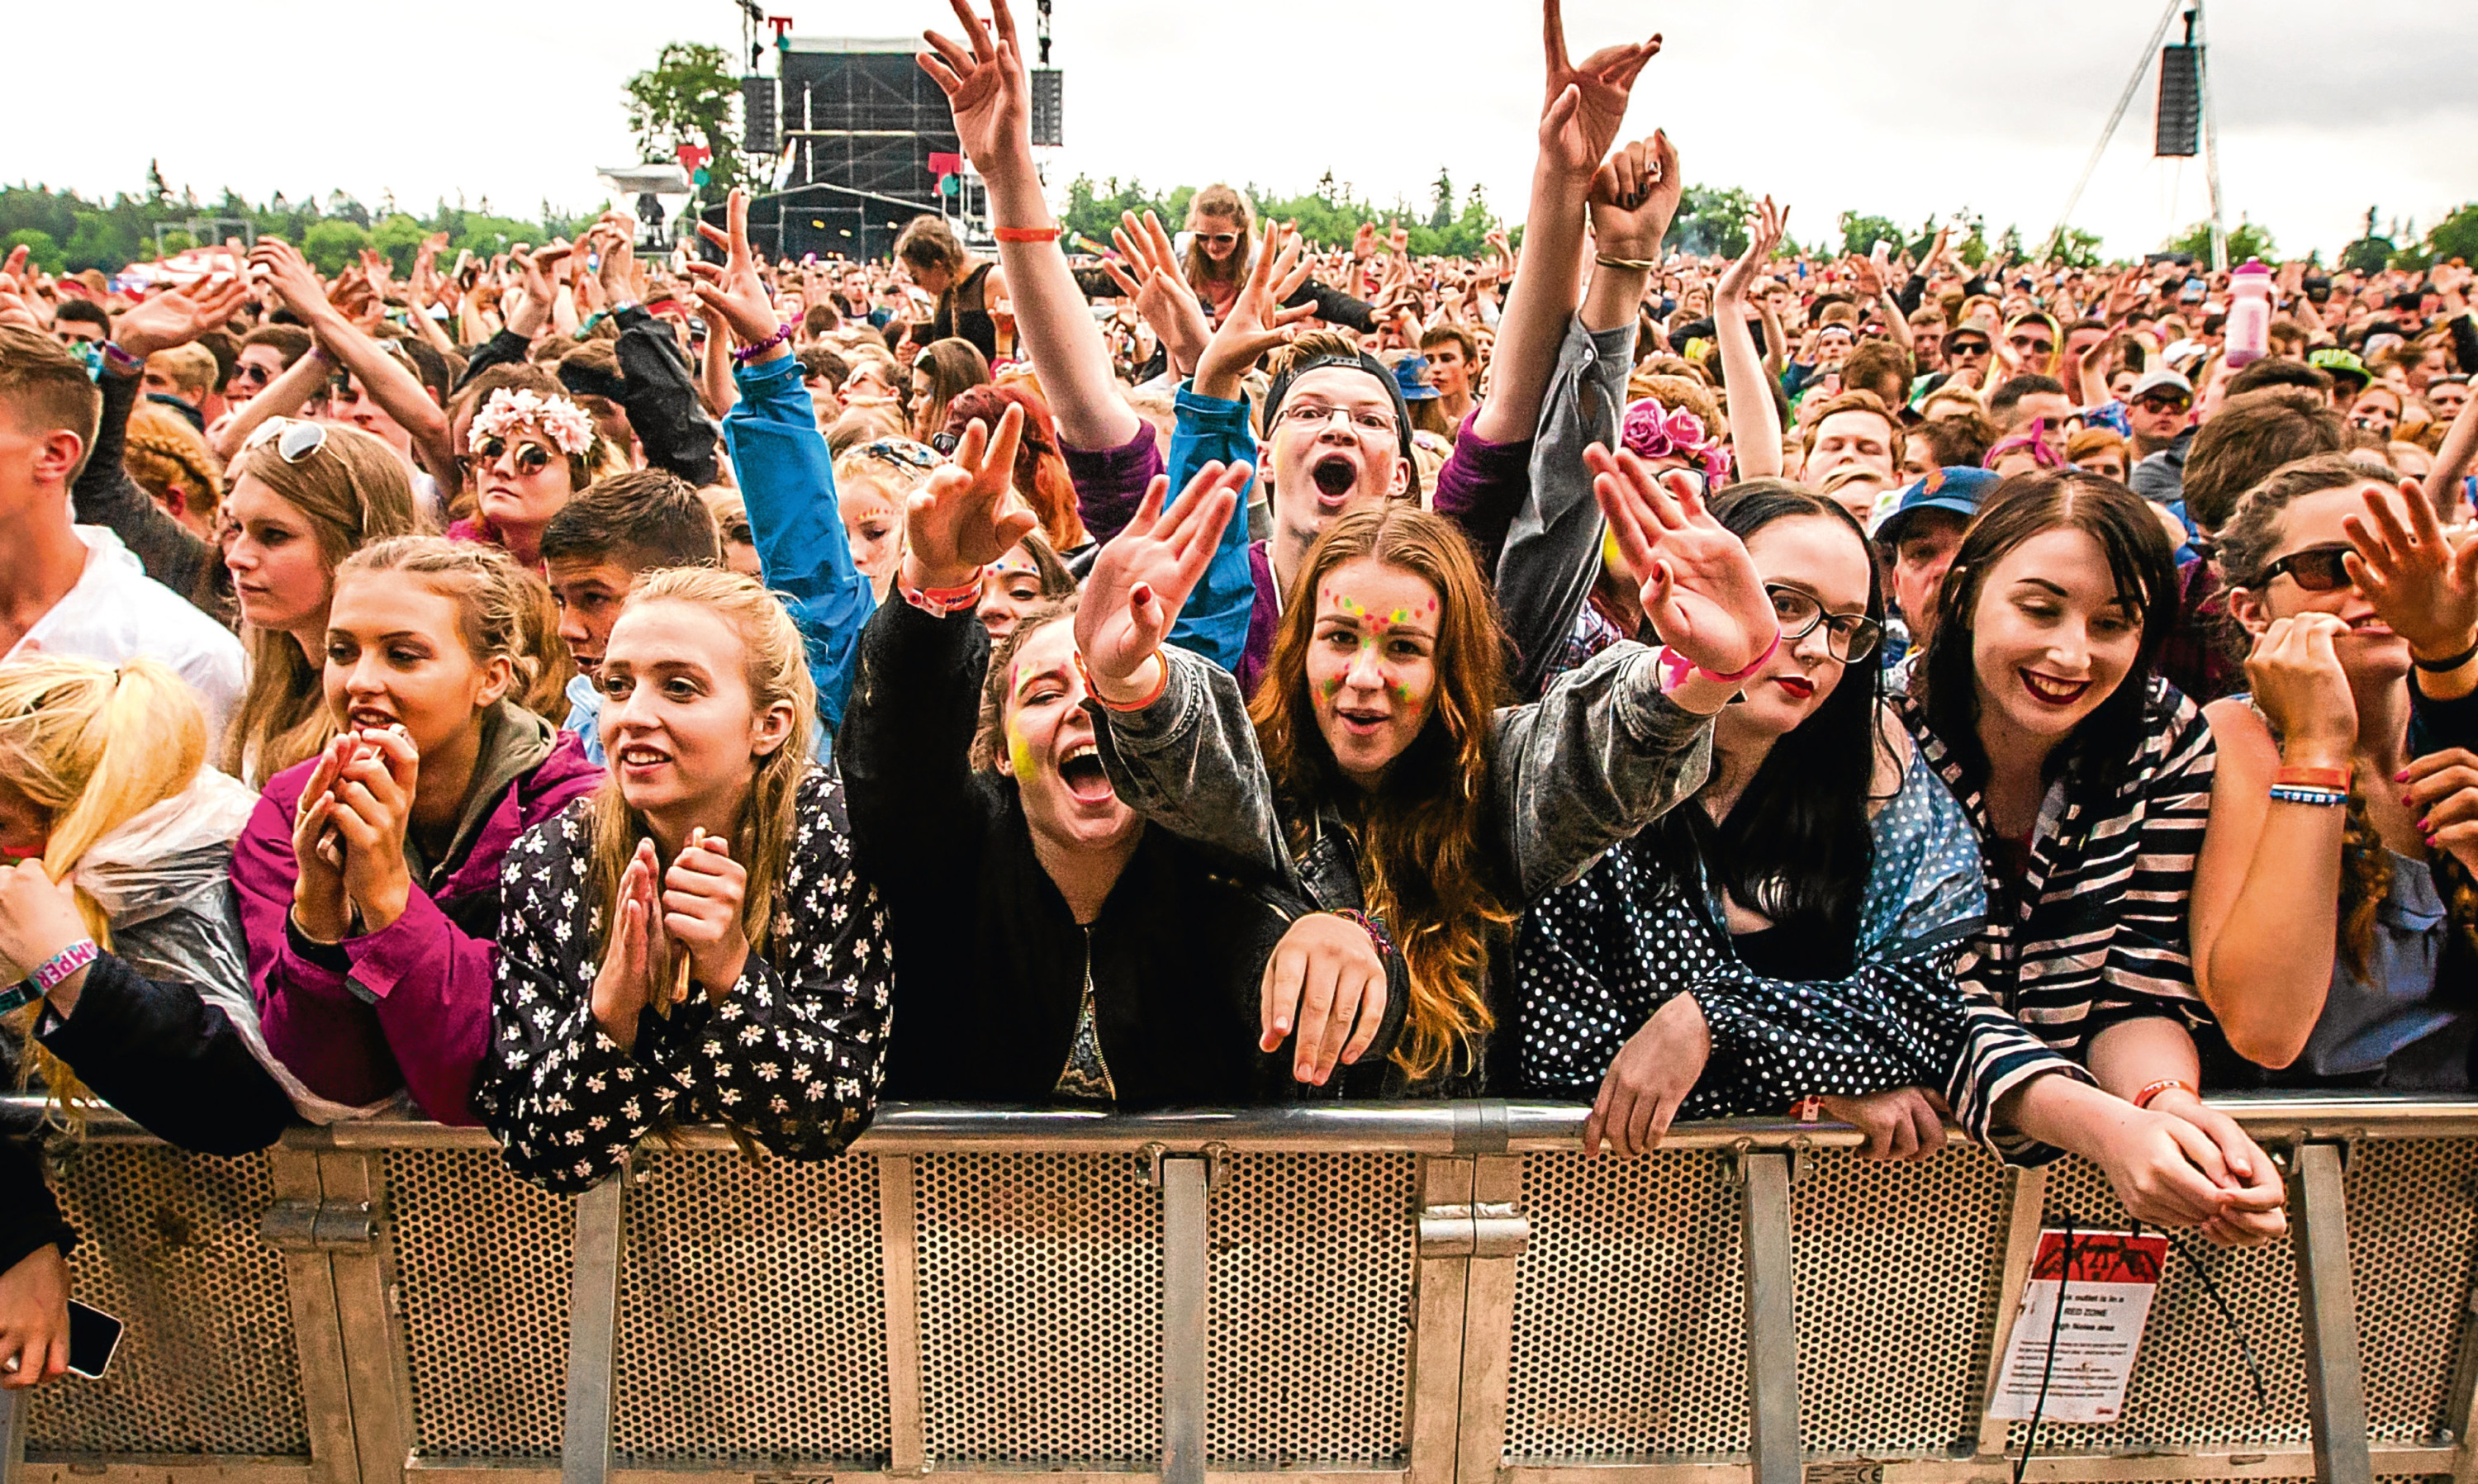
left=4, top=0, right=2478, bottom=1392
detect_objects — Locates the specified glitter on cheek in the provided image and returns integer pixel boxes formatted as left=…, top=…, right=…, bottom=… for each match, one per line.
left=1318, top=674, right=1343, bottom=698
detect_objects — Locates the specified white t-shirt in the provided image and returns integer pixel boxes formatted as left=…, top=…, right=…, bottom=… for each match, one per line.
left=7, top=526, right=247, bottom=734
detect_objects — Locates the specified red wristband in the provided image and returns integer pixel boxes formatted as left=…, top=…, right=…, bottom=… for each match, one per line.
left=1073, top=650, right=1170, bottom=712
left=898, top=569, right=984, bottom=616
left=2274, top=765, right=2351, bottom=791
left=2132, top=1078, right=2195, bottom=1112
left=995, top=225, right=1061, bottom=244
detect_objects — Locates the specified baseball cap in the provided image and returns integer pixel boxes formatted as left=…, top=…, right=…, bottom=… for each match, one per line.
left=2128, top=368, right=2195, bottom=405
left=1874, top=466, right=2000, bottom=543
left=2163, top=339, right=2210, bottom=372
left=1265, top=348, right=1416, bottom=462
left=2309, top=347, right=2371, bottom=388
left=1390, top=353, right=1441, bottom=402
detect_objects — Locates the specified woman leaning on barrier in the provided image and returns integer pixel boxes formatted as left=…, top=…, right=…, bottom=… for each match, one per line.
left=1078, top=452, right=1768, bottom=1096
left=230, top=538, right=602, bottom=1126
left=477, top=569, right=894, bottom=1192
left=1898, top=471, right=2289, bottom=1245
left=2195, top=454, right=2478, bottom=1088
left=839, top=406, right=1411, bottom=1103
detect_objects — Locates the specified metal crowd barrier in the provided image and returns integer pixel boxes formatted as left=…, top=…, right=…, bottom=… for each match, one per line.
left=4, top=1095, right=2476, bottom=1484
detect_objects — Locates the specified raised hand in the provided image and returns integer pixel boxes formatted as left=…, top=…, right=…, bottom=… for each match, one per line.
left=1588, top=131, right=1683, bottom=262
left=1195, top=221, right=1316, bottom=399
left=2343, top=478, right=2478, bottom=665
left=904, top=401, right=1035, bottom=591
left=0, top=245, right=41, bottom=331
left=1259, top=913, right=1390, bottom=1086
left=1102, top=208, right=1210, bottom=373
left=662, top=829, right=751, bottom=995
left=592, top=839, right=663, bottom=1050
left=918, top=0, right=1032, bottom=170
left=250, top=237, right=332, bottom=323
left=2243, top=614, right=2358, bottom=770
left=112, top=273, right=253, bottom=358
left=1586, top=443, right=1778, bottom=678
left=1072, top=459, right=1251, bottom=700
left=685, top=187, right=786, bottom=354
left=1716, top=197, right=1787, bottom=306
left=325, top=728, right=420, bottom=933
left=1539, top=0, right=1662, bottom=181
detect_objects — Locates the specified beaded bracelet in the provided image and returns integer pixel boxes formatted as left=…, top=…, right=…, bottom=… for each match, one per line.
left=2268, top=785, right=2349, bottom=807
left=730, top=320, right=795, bottom=362
left=1327, top=908, right=1393, bottom=959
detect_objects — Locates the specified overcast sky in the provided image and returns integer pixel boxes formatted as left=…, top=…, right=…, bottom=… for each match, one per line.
left=15, top=0, right=2476, bottom=259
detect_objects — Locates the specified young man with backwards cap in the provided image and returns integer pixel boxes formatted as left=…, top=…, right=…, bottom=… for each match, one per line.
left=1874, top=466, right=1999, bottom=679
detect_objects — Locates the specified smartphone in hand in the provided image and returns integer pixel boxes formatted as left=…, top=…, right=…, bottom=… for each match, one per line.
left=68, top=1300, right=124, bottom=1380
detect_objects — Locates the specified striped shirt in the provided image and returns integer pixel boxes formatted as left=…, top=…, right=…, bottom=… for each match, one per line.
left=1898, top=676, right=2219, bottom=1064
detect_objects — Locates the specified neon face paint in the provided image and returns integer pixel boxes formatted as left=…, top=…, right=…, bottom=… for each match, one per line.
left=1320, top=587, right=1443, bottom=707
left=1006, top=718, right=1042, bottom=781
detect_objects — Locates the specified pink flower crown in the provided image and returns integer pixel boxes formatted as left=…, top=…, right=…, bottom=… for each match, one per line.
left=1620, top=398, right=1731, bottom=485
left=470, top=387, right=596, bottom=458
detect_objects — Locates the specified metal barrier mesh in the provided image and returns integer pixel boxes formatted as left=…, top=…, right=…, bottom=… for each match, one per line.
left=2347, top=1139, right=2478, bottom=1445
left=612, top=1150, right=889, bottom=1463
left=386, top=1146, right=572, bottom=1460
left=916, top=1151, right=1161, bottom=1467
left=1504, top=1150, right=1748, bottom=1463
left=26, top=1144, right=306, bottom=1457
left=1793, top=1145, right=2013, bottom=1456
left=1987, top=1154, right=2310, bottom=1452
left=1206, top=1152, right=1415, bottom=1468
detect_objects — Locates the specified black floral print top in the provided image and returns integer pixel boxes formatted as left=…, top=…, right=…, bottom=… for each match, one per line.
left=476, top=767, right=893, bottom=1192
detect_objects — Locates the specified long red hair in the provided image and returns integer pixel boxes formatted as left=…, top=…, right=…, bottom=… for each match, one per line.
left=944, top=382, right=1089, bottom=553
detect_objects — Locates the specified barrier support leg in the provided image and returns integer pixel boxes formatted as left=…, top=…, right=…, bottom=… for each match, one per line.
left=877, top=1154, right=926, bottom=1477
left=2292, top=1141, right=2372, bottom=1484
left=1453, top=1155, right=1525, bottom=1484
left=560, top=1175, right=627, bottom=1484
left=1739, top=1150, right=1802, bottom=1484
left=1159, top=1154, right=1211, bottom=1484
left=1406, top=1157, right=1474, bottom=1484
left=1, top=1373, right=26, bottom=1484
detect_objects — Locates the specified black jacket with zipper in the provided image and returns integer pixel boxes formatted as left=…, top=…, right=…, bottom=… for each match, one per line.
left=842, top=598, right=1408, bottom=1105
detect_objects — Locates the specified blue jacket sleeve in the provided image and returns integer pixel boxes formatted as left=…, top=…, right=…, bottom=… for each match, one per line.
left=1158, top=381, right=1260, bottom=676
left=724, top=354, right=876, bottom=731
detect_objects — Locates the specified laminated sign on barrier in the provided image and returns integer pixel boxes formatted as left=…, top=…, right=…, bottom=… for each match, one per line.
left=1987, top=1228, right=2171, bottom=1424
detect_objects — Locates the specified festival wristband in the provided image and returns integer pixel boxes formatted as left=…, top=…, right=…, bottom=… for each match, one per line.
left=1327, top=909, right=1393, bottom=960
left=2268, top=785, right=2349, bottom=808
left=101, top=341, right=145, bottom=375
left=730, top=321, right=795, bottom=362
left=994, top=225, right=1061, bottom=244
left=2273, top=765, right=2351, bottom=791
left=898, top=569, right=985, bottom=617
left=1073, top=650, right=1169, bottom=712
left=2132, top=1078, right=2195, bottom=1112
left=2414, top=638, right=2478, bottom=672
left=1594, top=254, right=1657, bottom=273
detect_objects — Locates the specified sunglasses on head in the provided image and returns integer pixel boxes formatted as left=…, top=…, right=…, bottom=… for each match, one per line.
left=475, top=434, right=553, bottom=475
left=2257, top=543, right=2355, bottom=592
left=856, top=438, right=941, bottom=471
left=248, top=418, right=329, bottom=464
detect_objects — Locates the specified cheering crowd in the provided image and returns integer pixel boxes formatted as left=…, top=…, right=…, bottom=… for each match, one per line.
left=6, top=0, right=2478, bottom=1388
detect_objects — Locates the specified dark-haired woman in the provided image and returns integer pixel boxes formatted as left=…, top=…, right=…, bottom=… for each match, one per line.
left=1081, top=450, right=1775, bottom=1093
left=2194, top=455, right=2478, bottom=1088
left=1899, top=469, right=2286, bottom=1244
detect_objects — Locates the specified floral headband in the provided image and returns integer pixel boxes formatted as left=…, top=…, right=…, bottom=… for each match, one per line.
left=470, top=387, right=596, bottom=458
left=1620, top=399, right=1731, bottom=486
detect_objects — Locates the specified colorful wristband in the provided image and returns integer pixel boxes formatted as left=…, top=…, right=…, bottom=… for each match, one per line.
left=898, top=569, right=985, bottom=617
left=2132, top=1078, right=2194, bottom=1112
left=101, top=341, right=145, bottom=375
left=1073, top=650, right=1170, bottom=713
left=29, top=939, right=98, bottom=996
left=730, top=320, right=795, bottom=362
left=2268, top=785, right=2349, bottom=807
left=2273, top=766, right=2351, bottom=791
left=994, top=225, right=1061, bottom=244
left=1327, top=908, right=1393, bottom=960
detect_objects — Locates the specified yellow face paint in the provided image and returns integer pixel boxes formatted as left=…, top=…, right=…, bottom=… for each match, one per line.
left=1006, top=717, right=1041, bottom=781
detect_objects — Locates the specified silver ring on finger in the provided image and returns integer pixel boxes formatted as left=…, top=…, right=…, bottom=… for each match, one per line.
left=3, top=1354, right=21, bottom=1373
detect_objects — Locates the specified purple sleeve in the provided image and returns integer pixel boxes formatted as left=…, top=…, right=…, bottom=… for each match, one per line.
left=1062, top=421, right=1165, bottom=545
left=235, top=785, right=401, bottom=1112
left=1431, top=413, right=1536, bottom=576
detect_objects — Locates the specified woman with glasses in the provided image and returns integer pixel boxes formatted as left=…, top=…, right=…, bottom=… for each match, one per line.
left=444, top=386, right=616, bottom=568
left=1898, top=470, right=2288, bottom=1245
left=221, top=419, right=423, bottom=785
left=2195, top=455, right=2478, bottom=1090
left=1180, top=185, right=1378, bottom=335
left=1514, top=486, right=2098, bottom=1159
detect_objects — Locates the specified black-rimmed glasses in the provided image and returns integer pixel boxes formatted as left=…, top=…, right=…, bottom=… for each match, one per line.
left=1768, top=583, right=1882, bottom=663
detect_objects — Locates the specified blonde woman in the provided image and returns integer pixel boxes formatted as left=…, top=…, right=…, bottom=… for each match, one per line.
left=231, top=538, right=602, bottom=1126
left=478, top=569, right=893, bottom=1192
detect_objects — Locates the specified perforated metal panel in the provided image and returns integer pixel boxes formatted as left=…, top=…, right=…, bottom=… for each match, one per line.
left=1207, top=1152, right=1415, bottom=1467
left=387, top=1147, right=572, bottom=1459
left=2347, top=1140, right=2478, bottom=1445
left=1504, top=1150, right=1747, bottom=1463
left=1987, top=1155, right=2309, bottom=1453
left=612, top=1150, right=889, bottom=1463
left=1793, top=1145, right=2012, bottom=1456
left=26, top=1144, right=306, bottom=1457
left=916, top=1151, right=1161, bottom=1467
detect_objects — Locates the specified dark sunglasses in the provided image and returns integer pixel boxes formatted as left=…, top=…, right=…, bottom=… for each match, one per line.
left=230, top=363, right=273, bottom=387
left=2009, top=334, right=2054, bottom=355
left=475, top=434, right=553, bottom=475
left=1199, top=232, right=1241, bottom=246
left=1767, top=584, right=1882, bottom=663
left=2257, top=544, right=2355, bottom=592
left=1947, top=339, right=1991, bottom=356
left=2133, top=394, right=2191, bottom=414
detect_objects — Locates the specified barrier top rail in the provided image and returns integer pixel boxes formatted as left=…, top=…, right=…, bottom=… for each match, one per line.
left=12, top=1091, right=2478, bottom=1153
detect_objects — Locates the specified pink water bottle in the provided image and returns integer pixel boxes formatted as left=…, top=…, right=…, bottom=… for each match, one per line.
left=2225, top=258, right=2272, bottom=367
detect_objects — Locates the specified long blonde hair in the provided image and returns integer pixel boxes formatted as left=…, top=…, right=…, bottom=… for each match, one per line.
left=332, top=536, right=546, bottom=706
left=0, top=657, right=210, bottom=1110
left=223, top=422, right=423, bottom=782
left=583, top=569, right=818, bottom=959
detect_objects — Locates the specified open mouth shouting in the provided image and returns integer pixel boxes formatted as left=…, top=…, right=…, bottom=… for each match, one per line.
left=2019, top=670, right=2092, bottom=707
left=1310, top=453, right=1360, bottom=508
left=1056, top=740, right=1116, bottom=806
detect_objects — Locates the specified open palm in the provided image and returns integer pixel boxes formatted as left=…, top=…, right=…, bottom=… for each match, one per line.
left=1540, top=0, right=1662, bottom=178
left=1587, top=443, right=1775, bottom=676
left=1075, top=461, right=1251, bottom=689
left=906, top=403, right=1035, bottom=589
left=919, top=0, right=1032, bottom=168
left=1716, top=198, right=1787, bottom=305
